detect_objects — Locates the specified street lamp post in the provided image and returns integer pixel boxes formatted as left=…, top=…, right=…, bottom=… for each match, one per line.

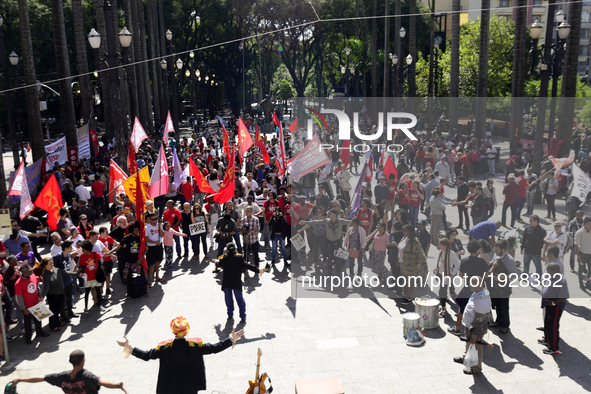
left=434, top=41, right=440, bottom=97
left=391, top=53, right=413, bottom=97
left=160, top=59, right=169, bottom=121
left=548, top=15, right=571, bottom=137
left=119, top=26, right=134, bottom=129
left=88, top=0, right=127, bottom=169
left=345, top=48, right=351, bottom=97
left=166, top=29, right=180, bottom=133
left=188, top=51, right=197, bottom=133
left=0, top=15, right=20, bottom=169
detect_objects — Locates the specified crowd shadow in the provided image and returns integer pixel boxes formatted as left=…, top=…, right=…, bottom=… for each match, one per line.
left=495, top=331, right=544, bottom=371
left=553, top=340, right=591, bottom=392
left=468, top=373, right=502, bottom=393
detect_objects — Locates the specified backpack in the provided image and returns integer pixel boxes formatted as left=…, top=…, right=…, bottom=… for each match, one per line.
left=128, top=274, right=148, bottom=298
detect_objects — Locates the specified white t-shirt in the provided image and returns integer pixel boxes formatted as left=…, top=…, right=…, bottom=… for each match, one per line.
left=243, top=180, right=258, bottom=195
left=92, top=240, right=107, bottom=256
left=236, top=201, right=262, bottom=217
left=548, top=231, right=568, bottom=257
left=67, top=235, right=85, bottom=250
left=145, top=223, right=164, bottom=245
left=50, top=244, right=62, bottom=257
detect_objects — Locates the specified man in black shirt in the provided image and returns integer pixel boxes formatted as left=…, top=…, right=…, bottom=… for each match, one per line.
left=10, top=349, right=127, bottom=393
left=521, top=214, right=547, bottom=275
left=456, top=176, right=470, bottom=230
left=109, top=216, right=129, bottom=282
left=18, top=213, right=45, bottom=262
left=107, top=222, right=147, bottom=296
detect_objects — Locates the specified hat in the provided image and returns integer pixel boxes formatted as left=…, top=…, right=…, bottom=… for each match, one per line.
left=70, top=226, right=78, bottom=232
left=417, top=219, right=427, bottom=225
left=507, top=173, right=516, bottom=179
left=170, top=316, right=190, bottom=338
left=226, top=242, right=237, bottom=252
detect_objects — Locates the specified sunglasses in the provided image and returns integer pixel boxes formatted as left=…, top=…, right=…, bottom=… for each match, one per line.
left=81, top=218, right=87, bottom=221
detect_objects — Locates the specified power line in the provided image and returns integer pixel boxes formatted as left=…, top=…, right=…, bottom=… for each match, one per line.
left=0, top=0, right=583, bottom=96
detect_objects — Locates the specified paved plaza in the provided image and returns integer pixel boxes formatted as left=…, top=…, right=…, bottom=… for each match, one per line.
left=2, top=136, right=591, bottom=393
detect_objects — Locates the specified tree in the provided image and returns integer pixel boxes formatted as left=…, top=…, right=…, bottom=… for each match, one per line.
left=71, top=0, right=91, bottom=125
left=17, top=0, right=44, bottom=162
left=509, top=0, right=527, bottom=155
left=475, top=0, right=491, bottom=141
left=449, top=0, right=460, bottom=131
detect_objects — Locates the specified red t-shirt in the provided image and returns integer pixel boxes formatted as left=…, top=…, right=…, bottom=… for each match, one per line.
left=0, top=241, right=6, bottom=265
left=79, top=252, right=101, bottom=282
left=387, top=181, right=398, bottom=199
left=278, top=196, right=287, bottom=210
left=285, top=204, right=292, bottom=225
left=91, top=181, right=104, bottom=197
left=99, top=236, right=115, bottom=261
left=163, top=208, right=182, bottom=231
left=398, top=189, right=409, bottom=205
left=356, top=208, right=373, bottom=232
left=408, top=189, right=423, bottom=207
left=182, top=182, right=193, bottom=200
left=15, top=274, right=40, bottom=308
left=517, top=177, right=528, bottom=198
left=78, top=224, right=93, bottom=239
left=264, top=200, right=279, bottom=221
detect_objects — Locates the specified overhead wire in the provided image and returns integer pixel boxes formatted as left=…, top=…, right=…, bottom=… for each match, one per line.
left=0, top=0, right=583, bottom=96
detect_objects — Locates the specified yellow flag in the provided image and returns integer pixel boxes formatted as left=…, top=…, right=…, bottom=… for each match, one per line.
left=121, top=166, right=151, bottom=204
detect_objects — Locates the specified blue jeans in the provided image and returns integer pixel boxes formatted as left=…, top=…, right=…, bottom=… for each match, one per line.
left=271, top=234, right=288, bottom=262
left=523, top=252, right=542, bottom=275
left=224, top=288, right=246, bottom=319
left=233, top=233, right=243, bottom=253
left=516, top=196, right=526, bottom=218
left=408, top=205, right=419, bottom=227
left=173, top=234, right=182, bottom=256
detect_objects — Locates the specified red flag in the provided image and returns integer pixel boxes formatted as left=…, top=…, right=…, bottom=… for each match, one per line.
left=129, top=143, right=138, bottom=176
left=33, top=174, right=63, bottom=230
left=275, top=113, right=287, bottom=177
left=136, top=162, right=148, bottom=273
left=212, top=146, right=236, bottom=204
left=148, top=145, right=169, bottom=199
left=222, top=125, right=231, bottom=157
left=109, top=159, right=128, bottom=203
left=19, top=172, right=34, bottom=219
left=339, top=140, right=351, bottom=168
left=384, top=154, right=399, bottom=180
left=8, top=159, right=25, bottom=196
left=90, top=128, right=99, bottom=156
left=288, top=117, right=298, bottom=133
left=238, top=117, right=254, bottom=158
left=254, top=123, right=270, bottom=165
left=130, top=117, right=148, bottom=153
left=163, top=111, right=174, bottom=145
left=189, top=158, right=215, bottom=194
left=365, top=158, right=373, bottom=181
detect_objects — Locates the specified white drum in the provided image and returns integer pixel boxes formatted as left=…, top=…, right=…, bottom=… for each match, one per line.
left=414, top=296, right=440, bottom=330
left=402, top=312, right=421, bottom=338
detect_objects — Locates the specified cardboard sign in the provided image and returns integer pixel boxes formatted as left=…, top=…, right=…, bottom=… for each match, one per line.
left=0, top=209, right=11, bottom=237
left=28, top=301, right=54, bottom=321
left=189, top=222, right=206, bottom=236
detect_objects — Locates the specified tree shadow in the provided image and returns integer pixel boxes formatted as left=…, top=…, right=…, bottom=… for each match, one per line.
left=553, top=340, right=591, bottom=392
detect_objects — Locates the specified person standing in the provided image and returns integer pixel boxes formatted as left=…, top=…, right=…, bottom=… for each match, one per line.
left=542, top=221, right=568, bottom=261
left=515, top=170, right=528, bottom=222
left=116, top=317, right=243, bottom=394
left=568, top=210, right=585, bottom=273
left=145, top=213, right=165, bottom=287
left=574, top=216, right=591, bottom=289
left=434, top=238, right=459, bottom=318
left=163, top=200, right=183, bottom=258
left=40, top=257, right=79, bottom=331
left=524, top=168, right=539, bottom=216
left=429, top=189, right=446, bottom=245
left=487, top=239, right=515, bottom=334
left=501, top=173, right=520, bottom=228
left=237, top=207, right=262, bottom=267
left=543, top=172, right=559, bottom=220
left=539, top=262, right=569, bottom=355
left=52, top=241, right=79, bottom=318
left=10, top=349, right=128, bottom=393
left=453, top=277, right=492, bottom=375
left=15, top=263, right=50, bottom=344
left=399, top=224, right=428, bottom=304
left=521, top=215, right=547, bottom=275
left=482, top=179, right=498, bottom=220
left=455, top=176, right=470, bottom=231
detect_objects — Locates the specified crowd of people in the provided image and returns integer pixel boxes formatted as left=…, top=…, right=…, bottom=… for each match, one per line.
left=0, top=110, right=586, bottom=379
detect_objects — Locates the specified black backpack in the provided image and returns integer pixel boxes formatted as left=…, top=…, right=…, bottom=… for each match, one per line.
left=128, top=274, right=148, bottom=298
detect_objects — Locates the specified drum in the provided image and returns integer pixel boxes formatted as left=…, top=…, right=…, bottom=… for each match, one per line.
left=402, top=312, right=421, bottom=338
left=414, top=296, right=440, bottom=329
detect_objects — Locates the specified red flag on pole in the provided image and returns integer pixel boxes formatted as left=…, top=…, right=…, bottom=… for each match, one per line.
left=128, top=143, right=138, bottom=176
left=384, top=154, right=399, bottom=180
left=222, top=124, right=231, bottom=157
left=8, top=159, right=25, bottom=196
left=254, top=123, right=270, bottom=164
left=212, top=146, right=237, bottom=204
left=148, top=145, right=170, bottom=199
left=339, top=140, right=351, bottom=168
left=33, top=174, right=63, bottom=230
left=109, top=159, right=128, bottom=203
left=189, top=158, right=215, bottom=194
left=163, top=111, right=174, bottom=145
left=365, top=158, right=373, bottom=181
left=274, top=112, right=287, bottom=177
left=237, top=117, right=254, bottom=158
left=378, top=150, right=386, bottom=168
left=130, top=117, right=148, bottom=153
left=288, top=118, right=299, bottom=133
left=136, top=163, right=148, bottom=273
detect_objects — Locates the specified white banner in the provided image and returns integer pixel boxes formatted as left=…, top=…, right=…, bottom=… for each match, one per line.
left=77, top=124, right=91, bottom=160
left=287, top=134, right=330, bottom=179
left=45, top=137, right=68, bottom=170
left=189, top=222, right=206, bottom=236
left=572, top=163, right=591, bottom=203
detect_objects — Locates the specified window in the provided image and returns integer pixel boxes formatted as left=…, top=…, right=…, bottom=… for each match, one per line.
left=583, top=11, right=591, bottom=23
left=580, top=46, right=589, bottom=57
left=578, top=62, right=588, bottom=74
left=499, top=0, right=510, bottom=7
left=582, top=29, right=590, bottom=40
left=584, top=0, right=591, bottom=6
left=533, top=0, right=542, bottom=5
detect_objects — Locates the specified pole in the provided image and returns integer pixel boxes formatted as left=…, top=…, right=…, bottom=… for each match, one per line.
left=548, top=32, right=564, bottom=138
left=399, top=39, right=405, bottom=97
left=122, top=46, right=135, bottom=133
left=242, top=44, right=245, bottom=115
left=0, top=25, right=20, bottom=170
left=167, top=40, right=180, bottom=133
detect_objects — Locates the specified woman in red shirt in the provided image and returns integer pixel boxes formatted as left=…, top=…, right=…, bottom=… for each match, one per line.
left=398, top=182, right=410, bottom=213
left=78, top=215, right=93, bottom=239
left=98, top=227, right=118, bottom=295
left=356, top=198, right=373, bottom=234
left=77, top=240, right=105, bottom=313
left=407, top=180, right=424, bottom=227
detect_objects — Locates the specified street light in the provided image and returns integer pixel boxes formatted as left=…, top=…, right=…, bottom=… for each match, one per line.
left=166, top=29, right=172, bottom=41
left=118, top=26, right=135, bottom=126
left=88, top=28, right=101, bottom=49
left=9, top=51, right=18, bottom=66
left=176, top=58, right=183, bottom=70
left=548, top=16, right=571, bottom=141
left=118, top=26, right=132, bottom=48
left=555, top=9, right=565, bottom=23
left=165, top=28, right=179, bottom=131
left=160, top=59, right=167, bottom=69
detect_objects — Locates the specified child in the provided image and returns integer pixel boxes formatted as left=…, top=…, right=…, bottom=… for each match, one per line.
left=162, top=221, right=187, bottom=270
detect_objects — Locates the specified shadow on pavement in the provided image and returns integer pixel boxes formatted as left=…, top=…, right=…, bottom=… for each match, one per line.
left=553, top=340, right=591, bottom=392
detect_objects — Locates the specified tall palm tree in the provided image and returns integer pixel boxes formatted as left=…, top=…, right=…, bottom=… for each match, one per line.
left=94, top=0, right=114, bottom=140
left=17, top=0, right=44, bottom=162
left=449, top=0, right=460, bottom=131
left=509, top=0, right=527, bottom=155
left=123, top=0, right=140, bottom=132
left=394, top=0, right=400, bottom=100
left=383, top=0, right=390, bottom=99
left=136, top=0, right=154, bottom=131
left=130, top=0, right=149, bottom=130
left=408, top=0, right=416, bottom=99
left=558, top=0, right=582, bottom=157
left=158, top=0, right=169, bottom=120
left=146, top=0, right=162, bottom=127
left=475, top=0, right=490, bottom=141
left=50, top=0, right=78, bottom=148
left=372, top=0, right=377, bottom=96
left=72, top=0, right=92, bottom=125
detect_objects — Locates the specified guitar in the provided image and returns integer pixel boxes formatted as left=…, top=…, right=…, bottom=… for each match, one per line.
left=246, top=347, right=269, bottom=394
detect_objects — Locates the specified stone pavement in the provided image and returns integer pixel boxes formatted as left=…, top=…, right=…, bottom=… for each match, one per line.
left=2, top=135, right=591, bottom=393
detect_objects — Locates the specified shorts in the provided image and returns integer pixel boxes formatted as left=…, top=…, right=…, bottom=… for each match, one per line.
left=103, top=260, right=113, bottom=274
left=146, top=245, right=163, bottom=266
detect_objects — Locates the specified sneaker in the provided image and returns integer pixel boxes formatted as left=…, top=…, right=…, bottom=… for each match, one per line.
left=543, top=348, right=562, bottom=355
left=499, top=328, right=511, bottom=334
left=99, top=306, right=106, bottom=312
left=538, top=339, right=549, bottom=346
left=83, top=308, right=89, bottom=314
left=447, top=327, right=461, bottom=336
